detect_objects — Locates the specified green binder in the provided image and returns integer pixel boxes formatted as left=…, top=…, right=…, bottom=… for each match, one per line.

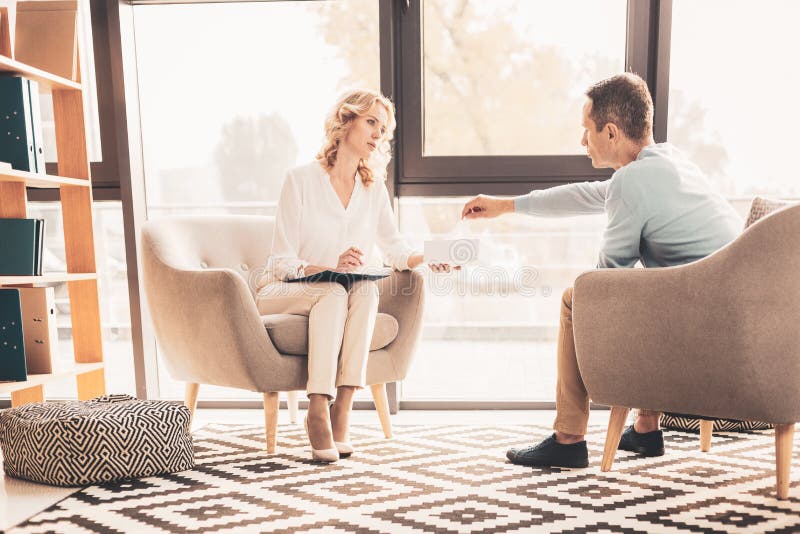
left=0, top=289, right=27, bottom=382
left=0, top=218, right=39, bottom=275
left=0, top=76, right=36, bottom=172
left=27, top=78, right=46, bottom=173
left=34, top=218, right=45, bottom=275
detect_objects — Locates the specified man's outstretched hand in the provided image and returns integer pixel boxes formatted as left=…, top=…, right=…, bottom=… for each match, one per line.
left=461, top=195, right=515, bottom=219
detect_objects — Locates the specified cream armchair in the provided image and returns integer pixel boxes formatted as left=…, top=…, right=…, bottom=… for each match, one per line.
left=572, top=204, right=800, bottom=499
left=140, top=215, right=425, bottom=452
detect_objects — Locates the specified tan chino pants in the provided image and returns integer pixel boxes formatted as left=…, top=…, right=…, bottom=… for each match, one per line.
left=553, top=287, right=658, bottom=435
left=256, top=281, right=379, bottom=399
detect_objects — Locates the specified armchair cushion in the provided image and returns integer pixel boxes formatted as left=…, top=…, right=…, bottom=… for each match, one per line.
left=262, top=312, right=399, bottom=355
left=744, top=196, right=794, bottom=229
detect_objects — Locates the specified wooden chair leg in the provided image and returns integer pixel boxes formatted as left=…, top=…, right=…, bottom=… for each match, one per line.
left=263, top=392, right=279, bottom=453
left=370, top=383, right=393, bottom=438
left=601, top=406, right=630, bottom=472
left=700, top=419, right=713, bottom=452
left=776, top=423, right=795, bottom=500
left=184, top=383, right=199, bottom=429
left=287, top=391, right=299, bottom=424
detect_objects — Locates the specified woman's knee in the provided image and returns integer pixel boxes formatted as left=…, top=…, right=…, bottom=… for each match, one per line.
left=313, top=282, right=349, bottom=300
left=349, top=281, right=379, bottom=305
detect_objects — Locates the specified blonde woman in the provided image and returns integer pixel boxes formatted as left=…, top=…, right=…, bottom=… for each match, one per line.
left=257, top=89, right=453, bottom=462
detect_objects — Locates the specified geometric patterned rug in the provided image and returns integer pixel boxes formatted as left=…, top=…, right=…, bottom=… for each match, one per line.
left=11, top=423, right=800, bottom=533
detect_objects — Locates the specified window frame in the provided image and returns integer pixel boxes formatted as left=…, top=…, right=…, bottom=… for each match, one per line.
left=392, top=0, right=672, bottom=197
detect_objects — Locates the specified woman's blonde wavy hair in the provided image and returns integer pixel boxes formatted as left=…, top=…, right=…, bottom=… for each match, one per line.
left=316, top=89, right=396, bottom=186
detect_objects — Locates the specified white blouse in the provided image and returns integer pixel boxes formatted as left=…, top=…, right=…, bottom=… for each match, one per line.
left=265, top=161, right=417, bottom=283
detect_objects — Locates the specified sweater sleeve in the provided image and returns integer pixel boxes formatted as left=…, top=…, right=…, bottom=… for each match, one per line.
left=513, top=180, right=609, bottom=216
left=266, top=171, right=309, bottom=281
left=597, top=174, right=645, bottom=268
left=376, top=184, right=416, bottom=270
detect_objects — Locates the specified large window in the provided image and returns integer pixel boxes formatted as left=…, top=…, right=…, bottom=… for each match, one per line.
left=132, top=0, right=380, bottom=399
left=422, top=1, right=626, bottom=157
left=105, top=0, right=797, bottom=405
left=668, top=0, right=800, bottom=203
left=397, top=0, right=636, bottom=194
left=123, top=0, right=655, bottom=403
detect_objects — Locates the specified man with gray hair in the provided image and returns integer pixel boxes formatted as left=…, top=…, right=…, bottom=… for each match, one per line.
left=461, top=72, right=741, bottom=467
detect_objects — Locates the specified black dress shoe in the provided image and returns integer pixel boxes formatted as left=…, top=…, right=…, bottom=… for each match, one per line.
left=506, top=434, right=589, bottom=468
left=618, top=425, right=664, bottom=457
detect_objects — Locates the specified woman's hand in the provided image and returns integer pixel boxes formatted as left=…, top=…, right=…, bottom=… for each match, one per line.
left=336, top=246, right=364, bottom=272
left=408, top=254, right=460, bottom=272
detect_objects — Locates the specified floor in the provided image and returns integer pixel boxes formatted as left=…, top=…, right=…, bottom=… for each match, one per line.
left=0, top=408, right=613, bottom=531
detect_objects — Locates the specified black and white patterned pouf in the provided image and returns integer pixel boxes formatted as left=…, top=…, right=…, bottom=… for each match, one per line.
left=661, top=413, right=772, bottom=433
left=0, top=394, right=194, bottom=486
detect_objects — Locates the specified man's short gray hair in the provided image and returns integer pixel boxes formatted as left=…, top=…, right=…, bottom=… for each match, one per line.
left=585, top=73, right=653, bottom=142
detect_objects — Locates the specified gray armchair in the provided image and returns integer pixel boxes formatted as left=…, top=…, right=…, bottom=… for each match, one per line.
left=572, top=204, right=800, bottom=499
left=140, top=215, right=425, bottom=452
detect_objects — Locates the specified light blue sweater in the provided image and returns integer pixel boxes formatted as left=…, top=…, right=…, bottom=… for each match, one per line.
left=513, top=143, right=742, bottom=268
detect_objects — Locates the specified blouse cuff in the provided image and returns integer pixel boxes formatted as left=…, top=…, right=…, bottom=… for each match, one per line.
left=396, top=251, right=421, bottom=271
left=289, top=260, right=309, bottom=280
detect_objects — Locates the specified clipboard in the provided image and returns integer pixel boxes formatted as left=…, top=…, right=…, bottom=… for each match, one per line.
left=288, top=269, right=392, bottom=286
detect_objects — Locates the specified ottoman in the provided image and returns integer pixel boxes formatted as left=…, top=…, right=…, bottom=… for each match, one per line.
left=0, top=394, right=194, bottom=486
left=661, top=413, right=772, bottom=433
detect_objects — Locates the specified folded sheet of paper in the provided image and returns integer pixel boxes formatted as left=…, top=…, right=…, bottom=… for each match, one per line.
left=424, top=238, right=480, bottom=265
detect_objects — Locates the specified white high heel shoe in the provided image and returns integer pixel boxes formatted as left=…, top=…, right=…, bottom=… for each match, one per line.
left=304, top=416, right=339, bottom=463
left=335, top=441, right=354, bottom=457
left=329, top=403, right=354, bottom=457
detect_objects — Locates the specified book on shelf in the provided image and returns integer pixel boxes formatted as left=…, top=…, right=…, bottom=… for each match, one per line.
left=0, top=7, right=12, bottom=58
left=34, top=217, right=44, bottom=275
left=0, top=76, right=37, bottom=172
left=0, top=288, right=27, bottom=382
left=27, top=78, right=45, bottom=172
left=0, top=218, right=45, bottom=275
left=14, top=1, right=79, bottom=81
left=17, top=287, right=58, bottom=374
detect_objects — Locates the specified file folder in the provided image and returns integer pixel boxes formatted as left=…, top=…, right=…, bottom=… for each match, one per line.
left=33, top=218, right=45, bottom=276
left=18, top=287, right=58, bottom=374
left=288, top=268, right=391, bottom=287
left=14, top=1, right=79, bottom=81
left=0, top=218, right=42, bottom=275
left=0, top=76, right=36, bottom=172
left=0, top=289, right=28, bottom=382
left=27, top=78, right=46, bottom=173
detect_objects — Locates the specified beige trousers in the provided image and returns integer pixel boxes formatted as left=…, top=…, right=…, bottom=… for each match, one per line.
left=553, top=287, right=660, bottom=435
left=256, top=281, right=379, bottom=399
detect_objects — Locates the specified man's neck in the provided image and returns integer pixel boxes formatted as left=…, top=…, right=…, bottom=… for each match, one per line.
left=613, top=138, right=655, bottom=170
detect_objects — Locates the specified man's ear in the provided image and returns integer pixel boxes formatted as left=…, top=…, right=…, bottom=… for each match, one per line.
left=606, top=123, right=619, bottom=142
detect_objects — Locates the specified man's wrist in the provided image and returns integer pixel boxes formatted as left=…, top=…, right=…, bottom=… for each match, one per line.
left=504, top=198, right=516, bottom=214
